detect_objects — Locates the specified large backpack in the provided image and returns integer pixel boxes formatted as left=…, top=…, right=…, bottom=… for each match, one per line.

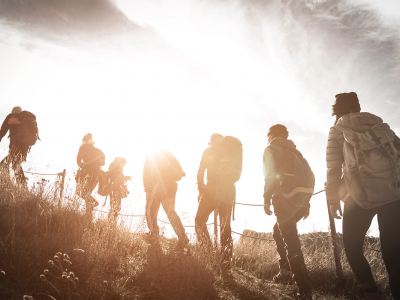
left=90, top=146, right=106, bottom=167
left=156, top=151, right=184, bottom=183
left=216, top=136, right=243, bottom=205
left=270, top=143, right=315, bottom=200
left=334, top=124, right=400, bottom=205
left=15, top=111, right=39, bottom=146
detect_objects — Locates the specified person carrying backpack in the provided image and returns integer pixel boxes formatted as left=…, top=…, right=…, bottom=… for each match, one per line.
left=107, top=157, right=131, bottom=220
left=143, top=150, right=189, bottom=251
left=195, top=134, right=243, bottom=270
left=326, top=92, right=400, bottom=300
left=0, top=107, right=39, bottom=186
left=263, top=124, right=314, bottom=300
left=76, top=133, right=105, bottom=217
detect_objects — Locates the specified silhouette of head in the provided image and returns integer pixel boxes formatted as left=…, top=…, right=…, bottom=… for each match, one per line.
left=82, top=133, right=93, bottom=143
left=11, top=106, right=22, bottom=115
left=267, top=124, right=288, bottom=143
left=332, top=92, right=361, bottom=117
left=208, top=133, right=224, bottom=146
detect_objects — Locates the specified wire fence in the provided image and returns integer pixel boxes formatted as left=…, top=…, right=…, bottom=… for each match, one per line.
left=24, top=169, right=382, bottom=253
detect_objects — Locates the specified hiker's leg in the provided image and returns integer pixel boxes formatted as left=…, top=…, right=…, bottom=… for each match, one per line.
left=12, top=145, right=28, bottom=186
left=81, top=174, right=99, bottom=216
left=274, top=198, right=311, bottom=292
left=195, top=193, right=216, bottom=247
left=377, top=200, right=400, bottom=298
left=145, top=186, right=161, bottom=236
left=161, top=187, right=186, bottom=241
left=343, top=198, right=377, bottom=291
left=273, top=221, right=290, bottom=272
left=219, top=202, right=233, bottom=266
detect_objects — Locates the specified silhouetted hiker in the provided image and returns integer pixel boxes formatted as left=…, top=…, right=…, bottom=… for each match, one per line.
left=0, top=107, right=39, bottom=187
left=326, top=92, right=400, bottom=300
left=195, top=134, right=243, bottom=270
left=75, top=133, right=105, bottom=217
left=143, top=150, right=189, bottom=252
left=263, top=124, right=314, bottom=300
left=107, top=157, right=130, bottom=220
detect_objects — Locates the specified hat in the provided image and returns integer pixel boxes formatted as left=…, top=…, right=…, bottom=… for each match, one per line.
left=332, top=92, right=361, bottom=116
left=11, top=106, right=22, bottom=114
left=208, top=133, right=224, bottom=145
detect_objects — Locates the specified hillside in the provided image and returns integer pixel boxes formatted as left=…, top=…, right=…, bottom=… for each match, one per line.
left=0, top=174, right=390, bottom=300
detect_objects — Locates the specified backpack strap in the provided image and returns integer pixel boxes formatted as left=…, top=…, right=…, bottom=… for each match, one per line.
left=333, top=125, right=365, bottom=163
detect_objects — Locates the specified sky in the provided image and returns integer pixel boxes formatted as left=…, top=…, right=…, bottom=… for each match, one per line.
left=0, top=0, right=399, bottom=239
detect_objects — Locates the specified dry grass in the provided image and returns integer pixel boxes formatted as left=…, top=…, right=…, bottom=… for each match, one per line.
left=0, top=173, right=391, bottom=299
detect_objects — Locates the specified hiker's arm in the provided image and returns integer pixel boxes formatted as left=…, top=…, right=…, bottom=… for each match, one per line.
left=326, top=127, right=344, bottom=206
left=76, top=146, right=87, bottom=167
left=0, top=116, right=11, bottom=141
left=197, top=150, right=207, bottom=193
left=263, top=146, right=280, bottom=202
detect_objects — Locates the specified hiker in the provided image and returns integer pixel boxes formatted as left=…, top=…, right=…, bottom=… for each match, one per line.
left=0, top=107, right=39, bottom=186
left=326, top=92, right=400, bottom=300
left=263, top=124, right=314, bottom=299
left=195, top=134, right=243, bottom=270
left=107, top=157, right=131, bottom=220
left=76, top=133, right=105, bottom=217
left=143, top=150, right=189, bottom=251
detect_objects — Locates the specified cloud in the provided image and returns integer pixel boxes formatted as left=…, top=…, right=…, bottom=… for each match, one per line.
left=0, top=0, right=169, bottom=56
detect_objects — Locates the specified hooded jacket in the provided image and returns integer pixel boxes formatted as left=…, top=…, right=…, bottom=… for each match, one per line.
left=0, top=114, right=20, bottom=143
left=326, top=112, right=400, bottom=207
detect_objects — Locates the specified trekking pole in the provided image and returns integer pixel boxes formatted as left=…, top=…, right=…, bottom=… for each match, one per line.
left=59, top=169, right=66, bottom=208
left=326, top=195, right=343, bottom=278
left=214, top=208, right=218, bottom=248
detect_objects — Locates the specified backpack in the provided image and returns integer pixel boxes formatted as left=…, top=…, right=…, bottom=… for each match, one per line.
left=97, top=170, right=110, bottom=197
left=156, top=151, right=184, bottom=183
left=90, top=146, right=106, bottom=167
left=269, top=143, right=315, bottom=200
left=15, top=111, right=39, bottom=146
left=216, top=136, right=243, bottom=204
left=333, top=124, right=400, bottom=205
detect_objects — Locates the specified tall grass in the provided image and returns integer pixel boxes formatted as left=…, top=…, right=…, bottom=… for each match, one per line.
left=0, top=172, right=391, bottom=299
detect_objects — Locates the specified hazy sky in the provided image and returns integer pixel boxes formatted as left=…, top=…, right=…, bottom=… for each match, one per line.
left=1, top=0, right=399, bottom=238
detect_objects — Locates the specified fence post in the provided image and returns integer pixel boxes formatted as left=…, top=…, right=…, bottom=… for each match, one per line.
left=326, top=197, right=343, bottom=278
left=214, top=208, right=218, bottom=248
left=59, top=169, right=66, bottom=207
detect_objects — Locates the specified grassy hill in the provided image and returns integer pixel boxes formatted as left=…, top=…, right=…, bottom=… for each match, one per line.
left=0, top=174, right=391, bottom=299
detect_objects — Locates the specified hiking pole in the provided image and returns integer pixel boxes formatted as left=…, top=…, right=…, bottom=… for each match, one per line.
left=214, top=208, right=218, bottom=248
left=326, top=194, right=343, bottom=278
left=59, top=169, right=66, bottom=208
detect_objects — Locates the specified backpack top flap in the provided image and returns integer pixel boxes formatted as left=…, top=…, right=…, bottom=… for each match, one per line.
left=333, top=124, right=400, bottom=206
left=334, top=124, right=389, bottom=151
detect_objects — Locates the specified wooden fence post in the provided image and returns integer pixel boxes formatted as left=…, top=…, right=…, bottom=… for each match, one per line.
left=326, top=197, right=343, bottom=278
left=58, top=169, right=66, bottom=208
left=214, top=208, right=218, bottom=248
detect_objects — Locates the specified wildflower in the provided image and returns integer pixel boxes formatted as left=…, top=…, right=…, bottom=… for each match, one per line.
left=0, top=270, right=5, bottom=276
left=62, top=275, right=68, bottom=281
left=56, top=252, right=63, bottom=257
left=74, top=277, right=79, bottom=285
left=54, top=255, right=59, bottom=261
left=40, top=274, right=46, bottom=281
left=43, top=269, right=49, bottom=275
left=23, top=296, right=33, bottom=300
left=63, top=253, right=70, bottom=260
left=69, top=272, right=75, bottom=278
left=48, top=260, right=54, bottom=265
left=103, top=280, right=108, bottom=287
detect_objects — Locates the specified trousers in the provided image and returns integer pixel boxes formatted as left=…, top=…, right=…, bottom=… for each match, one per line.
left=343, top=198, right=400, bottom=298
left=195, top=192, right=233, bottom=265
left=145, top=184, right=186, bottom=241
left=0, top=141, right=29, bottom=185
left=272, top=195, right=311, bottom=292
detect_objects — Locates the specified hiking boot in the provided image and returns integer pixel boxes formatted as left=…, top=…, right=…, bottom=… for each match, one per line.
left=293, top=288, right=313, bottom=300
left=273, top=271, right=294, bottom=285
left=175, top=235, right=189, bottom=251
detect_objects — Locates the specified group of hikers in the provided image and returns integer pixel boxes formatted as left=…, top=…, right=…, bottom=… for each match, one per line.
left=1, top=92, right=399, bottom=300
